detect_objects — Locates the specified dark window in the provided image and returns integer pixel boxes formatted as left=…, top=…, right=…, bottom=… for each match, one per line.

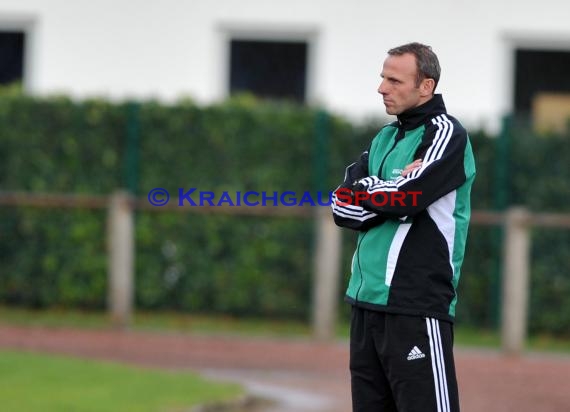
left=229, top=39, right=307, bottom=103
left=0, top=31, right=25, bottom=85
left=514, top=49, right=570, bottom=114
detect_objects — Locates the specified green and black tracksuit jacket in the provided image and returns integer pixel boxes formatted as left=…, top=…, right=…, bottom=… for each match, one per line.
left=331, top=94, right=476, bottom=322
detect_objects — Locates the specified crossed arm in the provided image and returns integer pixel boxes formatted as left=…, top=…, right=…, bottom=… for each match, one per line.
left=330, top=153, right=422, bottom=230
left=331, top=120, right=469, bottom=230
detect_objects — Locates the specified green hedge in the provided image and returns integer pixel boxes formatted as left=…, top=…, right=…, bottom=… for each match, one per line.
left=1, top=92, right=569, bottom=335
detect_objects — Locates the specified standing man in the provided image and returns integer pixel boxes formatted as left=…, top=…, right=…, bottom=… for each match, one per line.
left=331, top=43, right=476, bottom=412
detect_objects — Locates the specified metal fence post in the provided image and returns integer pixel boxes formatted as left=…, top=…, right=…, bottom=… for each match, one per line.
left=501, top=206, right=531, bottom=354
left=107, top=190, right=134, bottom=329
left=125, top=102, right=140, bottom=196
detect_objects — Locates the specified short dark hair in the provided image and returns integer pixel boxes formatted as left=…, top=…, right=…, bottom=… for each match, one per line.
left=388, top=42, right=441, bottom=90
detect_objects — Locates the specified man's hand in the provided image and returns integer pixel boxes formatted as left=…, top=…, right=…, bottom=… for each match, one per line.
left=401, top=159, right=423, bottom=177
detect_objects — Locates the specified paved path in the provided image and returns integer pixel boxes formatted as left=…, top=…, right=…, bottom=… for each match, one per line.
left=1, top=325, right=569, bottom=411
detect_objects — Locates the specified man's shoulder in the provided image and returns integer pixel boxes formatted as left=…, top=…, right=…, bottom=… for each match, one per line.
left=427, top=113, right=467, bottom=136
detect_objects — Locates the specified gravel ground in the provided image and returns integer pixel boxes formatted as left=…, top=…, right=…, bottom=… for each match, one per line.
left=1, top=324, right=569, bottom=411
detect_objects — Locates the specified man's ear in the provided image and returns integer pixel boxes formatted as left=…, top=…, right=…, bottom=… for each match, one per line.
left=419, top=78, right=436, bottom=97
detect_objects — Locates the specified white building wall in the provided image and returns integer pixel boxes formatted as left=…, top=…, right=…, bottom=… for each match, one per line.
left=1, top=0, right=570, bottom=131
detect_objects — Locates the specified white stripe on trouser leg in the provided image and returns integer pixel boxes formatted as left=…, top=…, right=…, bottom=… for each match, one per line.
left=426, top=319, right=443, bottom=411
left=434, top=319, right=450, bottom=412
left=426, top=318, right=450, bottom=412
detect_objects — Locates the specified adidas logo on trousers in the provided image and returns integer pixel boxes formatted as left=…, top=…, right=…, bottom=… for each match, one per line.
left=407, top=346, right=426, bottom=360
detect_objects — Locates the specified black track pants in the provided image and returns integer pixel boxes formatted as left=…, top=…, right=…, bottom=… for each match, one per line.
left=350, top=306, right=460, bottom=412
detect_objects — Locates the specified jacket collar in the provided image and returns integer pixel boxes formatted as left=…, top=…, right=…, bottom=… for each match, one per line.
left=396, top=94, right=447, bottom=130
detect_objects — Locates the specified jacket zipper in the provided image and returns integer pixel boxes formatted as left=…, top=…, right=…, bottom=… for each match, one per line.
left=354, top=231, right=368, bottom=302
left=377, top=127, right=405, bottom=177
left=355, top=127, right=405, bottom=302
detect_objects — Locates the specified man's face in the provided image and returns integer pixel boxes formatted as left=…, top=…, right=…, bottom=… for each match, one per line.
left=377, top=53, right=427, bottom=115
